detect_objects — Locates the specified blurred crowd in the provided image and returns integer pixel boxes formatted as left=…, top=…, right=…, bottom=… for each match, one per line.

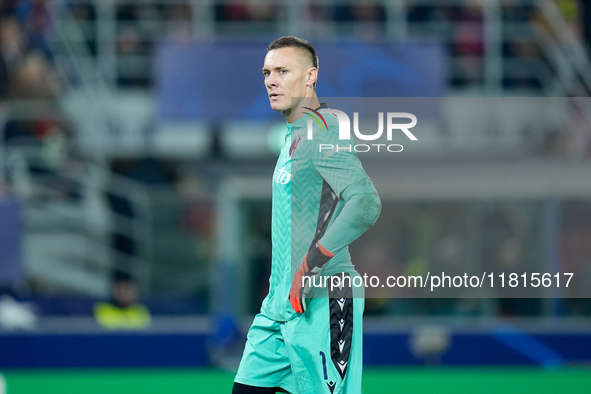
left=0, top=0, right=59, bottom=100
left=54, top=0, right=590, bottom=89
left=2, top=1, right=590, bottom=89
left=1, top=0, right=71, bottom=195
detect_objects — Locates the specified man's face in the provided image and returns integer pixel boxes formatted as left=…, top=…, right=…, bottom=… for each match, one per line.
left=262, top=47, right=314, bottom=113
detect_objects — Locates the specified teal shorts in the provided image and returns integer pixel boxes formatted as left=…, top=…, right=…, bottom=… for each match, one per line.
left=235, top=284, right=364, bottom=393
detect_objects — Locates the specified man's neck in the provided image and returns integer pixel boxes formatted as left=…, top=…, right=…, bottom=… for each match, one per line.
left=283, top=96, right=320, bottom=123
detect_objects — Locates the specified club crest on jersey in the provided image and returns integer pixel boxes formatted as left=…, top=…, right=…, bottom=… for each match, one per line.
left=289, top=135, right=301, bottom=156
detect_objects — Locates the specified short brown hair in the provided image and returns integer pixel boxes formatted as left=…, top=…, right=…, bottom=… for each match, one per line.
left=267, top=35, right=319, bottom=72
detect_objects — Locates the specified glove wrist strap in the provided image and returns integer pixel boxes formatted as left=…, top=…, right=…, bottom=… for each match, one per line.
left=306, top=241, right=334, bottom=270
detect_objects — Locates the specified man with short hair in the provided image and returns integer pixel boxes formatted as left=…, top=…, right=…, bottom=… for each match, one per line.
left=233, top=36, right=381, bottom=394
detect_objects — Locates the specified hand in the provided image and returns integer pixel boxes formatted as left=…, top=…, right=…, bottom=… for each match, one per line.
left=289, top=242, right=334, bottom=313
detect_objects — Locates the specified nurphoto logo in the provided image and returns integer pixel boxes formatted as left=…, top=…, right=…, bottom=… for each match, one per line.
left=306, top=109, right=418, bottom=154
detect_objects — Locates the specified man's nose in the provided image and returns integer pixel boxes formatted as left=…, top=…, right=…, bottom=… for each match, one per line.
left=266, top=73, right=278, bottom=88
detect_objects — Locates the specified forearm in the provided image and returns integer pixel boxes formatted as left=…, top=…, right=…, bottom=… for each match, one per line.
left=319, top=179, right=381, bottom=254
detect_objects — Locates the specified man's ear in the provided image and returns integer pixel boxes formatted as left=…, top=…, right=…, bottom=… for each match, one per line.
left=306, top=67, right=318, bottom=87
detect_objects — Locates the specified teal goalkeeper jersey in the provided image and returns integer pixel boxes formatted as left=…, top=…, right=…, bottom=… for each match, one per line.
left=261, top=107, right=381, bottom=322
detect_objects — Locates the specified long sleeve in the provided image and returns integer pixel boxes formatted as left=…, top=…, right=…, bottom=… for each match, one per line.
left=319, top=178, right=381, bottom=254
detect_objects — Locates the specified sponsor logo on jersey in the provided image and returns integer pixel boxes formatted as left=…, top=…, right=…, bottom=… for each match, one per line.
left=273, top=167, right=291, bottom=185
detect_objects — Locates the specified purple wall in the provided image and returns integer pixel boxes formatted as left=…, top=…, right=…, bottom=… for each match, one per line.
left=154, top=40, right=447, bottom=122
left=0, top=198, right=24, bottom=286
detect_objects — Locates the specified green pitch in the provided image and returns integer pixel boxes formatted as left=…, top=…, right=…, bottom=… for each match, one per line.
left=2, top=367, right=590, bottom=393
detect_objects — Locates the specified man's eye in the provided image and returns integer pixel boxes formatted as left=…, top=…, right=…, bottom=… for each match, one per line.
left=279, top=69, right=287, bottom=74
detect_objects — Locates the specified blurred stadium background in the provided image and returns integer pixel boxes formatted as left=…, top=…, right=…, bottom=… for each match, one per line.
left=1, top=0, right=591, bottom=393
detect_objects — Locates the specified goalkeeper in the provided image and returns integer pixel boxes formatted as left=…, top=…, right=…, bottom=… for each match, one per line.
left=233, top=36, right=381, bottom=394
